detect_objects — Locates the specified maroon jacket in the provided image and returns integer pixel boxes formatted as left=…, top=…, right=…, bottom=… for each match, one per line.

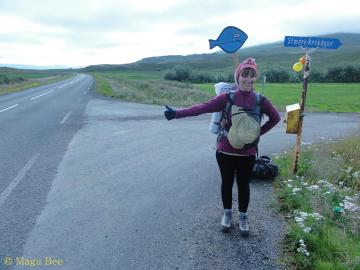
left=176, top=89, right=281, bottom=156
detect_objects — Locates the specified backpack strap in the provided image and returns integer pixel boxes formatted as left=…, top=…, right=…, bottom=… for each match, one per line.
left=216, top=91, right=235, bottom=141
left=254, top=93, right=265, bottom=156
left=255, top=92, right=265, bottom=120
left=223, top=91, right=236, bottom=126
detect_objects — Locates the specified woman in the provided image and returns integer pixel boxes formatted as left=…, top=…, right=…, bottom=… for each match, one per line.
left=164, top=58, right=280, bottom=236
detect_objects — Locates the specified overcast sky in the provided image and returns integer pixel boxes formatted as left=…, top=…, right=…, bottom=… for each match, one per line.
left=1, top=0, right=359, bottom=68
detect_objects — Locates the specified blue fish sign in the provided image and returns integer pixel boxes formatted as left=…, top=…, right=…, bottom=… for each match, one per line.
left=209, top=26, right=248, bottom=53
left=284, top=36, right=342, bottom=49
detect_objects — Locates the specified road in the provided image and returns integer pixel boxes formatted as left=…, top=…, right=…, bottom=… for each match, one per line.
left=0, top=74, right=93, bottom=269
left=1, top=76, right=359, bottom=270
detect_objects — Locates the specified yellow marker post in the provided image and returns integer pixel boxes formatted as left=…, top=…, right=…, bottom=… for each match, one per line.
left=292, top=50, right=310, bottom=174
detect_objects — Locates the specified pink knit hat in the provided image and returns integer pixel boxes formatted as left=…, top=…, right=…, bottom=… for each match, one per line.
left=234, top=57, right=257, bottom=86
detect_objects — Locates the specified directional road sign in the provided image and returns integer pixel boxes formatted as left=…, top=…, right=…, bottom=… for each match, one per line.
left=284, top=36, right=342, bottom=49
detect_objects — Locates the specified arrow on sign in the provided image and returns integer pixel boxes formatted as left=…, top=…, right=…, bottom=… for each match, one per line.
left=284, top=36, right=342, bottom=49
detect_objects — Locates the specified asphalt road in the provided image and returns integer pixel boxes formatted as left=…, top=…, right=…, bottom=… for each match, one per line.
left=0, top=74, right=93, bottom=269
left=1, top=77, right=360, bottom=270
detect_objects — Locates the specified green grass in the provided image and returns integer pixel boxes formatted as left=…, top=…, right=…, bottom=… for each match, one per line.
left=89, top=72, right=212, bottom=107
left=194, top=82, right=360, bottom=112
left=90, top=70, right=165, bottom=81
left=91, top=69, right=360, bottom=112
left=0, top=73, right=74, bottom=95
left=274, top=136, right=360, bottom=269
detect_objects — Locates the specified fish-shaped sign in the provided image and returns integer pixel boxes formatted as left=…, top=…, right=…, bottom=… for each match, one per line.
left=209, top=26, right=248, bottom=53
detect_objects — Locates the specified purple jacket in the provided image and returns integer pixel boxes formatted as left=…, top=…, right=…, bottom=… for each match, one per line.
left=176, top=89, right=281, bottom=156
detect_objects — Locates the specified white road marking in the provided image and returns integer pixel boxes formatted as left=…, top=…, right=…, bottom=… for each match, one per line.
left=0, top=153, right=40, bottom=207
left=58, top=84, right=68, bottom=89
left=60, top=111, right=71, bottom=124
left=30, top=89, right=55, bottom=100
left=0, top=104, right=19, bottom=113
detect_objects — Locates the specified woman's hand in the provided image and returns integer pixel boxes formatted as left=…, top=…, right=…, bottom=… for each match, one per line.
left=164, top=105, right=176, bottom=120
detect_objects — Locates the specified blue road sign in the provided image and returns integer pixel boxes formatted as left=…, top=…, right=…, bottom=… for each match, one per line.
left=284, top=36, right=342, bottom=49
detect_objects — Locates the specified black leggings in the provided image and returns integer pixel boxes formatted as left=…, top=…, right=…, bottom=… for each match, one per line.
left=216, top=151, right=255, bottom=213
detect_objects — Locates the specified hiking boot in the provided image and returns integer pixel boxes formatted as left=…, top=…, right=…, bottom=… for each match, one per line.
left=220, top=209, right=232, bottom=231
left=239, top=212, right=250, bottom=236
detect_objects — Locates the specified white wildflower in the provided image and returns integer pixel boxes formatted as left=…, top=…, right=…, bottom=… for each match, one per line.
left=342, top=196, right=360, bottom=212
left=311, top=213, right=325, bottom=220
left=307, top=185, right=319, bottom=191
left=318, top=180, right=329, bottom=185
left=287, top=184, right=293, bottom=188
left=295, top=217, right=304, bottom=223
left=292, top=188, right=302, bottom=194
left=300, top=212, right=309, bottom=218
left=303, top=227, right=312, bottom=233
left=343, top=201, right=359, bottom=211
left=352, top=171, right=360, bottom=178
left=297, top=239, right=310, bottom=256
left=301, top=182, right=309, bottom=186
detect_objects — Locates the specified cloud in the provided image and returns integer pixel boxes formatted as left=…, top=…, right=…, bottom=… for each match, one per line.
left=0, top=0, right=359, bottom=66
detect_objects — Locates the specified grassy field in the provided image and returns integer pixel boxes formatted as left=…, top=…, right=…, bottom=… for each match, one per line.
left=90, top=71, right=360, bottom=112
left=274, top=135, right=360, bottom=269
left=195, top=82, right=360, bottom=112
left=89, top=71, right=213, bottom=107
left=0, top=69, right=74, bottom=96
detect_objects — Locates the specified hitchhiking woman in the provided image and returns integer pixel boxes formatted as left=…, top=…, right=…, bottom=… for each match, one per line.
left=164, top=58, right=280, bottom=236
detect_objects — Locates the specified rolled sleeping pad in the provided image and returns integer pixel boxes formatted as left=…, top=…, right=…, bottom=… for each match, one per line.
left=209, top=82, right=235, bottom=134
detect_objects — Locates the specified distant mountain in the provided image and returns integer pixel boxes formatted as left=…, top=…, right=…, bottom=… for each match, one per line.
left=0, top=64, right=72, bottom=70
left=82, top=33, right=360, bottom=73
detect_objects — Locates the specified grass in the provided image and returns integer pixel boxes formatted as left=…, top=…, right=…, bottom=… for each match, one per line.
left=89, top=72, right=212, bottom=107
left=194, top=82, right=360, bottom=112
left=0, top=71, right=74, bottom=96
left=3, top=68, right=360, bottom=113
left=90, top=70, right=360, bottom=112
left=274, top=135, right=360, bottom=270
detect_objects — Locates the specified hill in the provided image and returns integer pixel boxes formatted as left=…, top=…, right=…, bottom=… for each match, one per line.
left=82, top=33, right=360, bottom=73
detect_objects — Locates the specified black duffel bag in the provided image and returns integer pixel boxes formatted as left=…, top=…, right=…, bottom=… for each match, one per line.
left=252, top=155, right=278, bottom=180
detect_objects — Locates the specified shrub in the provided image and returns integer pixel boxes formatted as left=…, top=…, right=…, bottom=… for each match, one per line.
left=326, top=66, right=360, bottom=82
left=263, top=68, right=290, bottom=82
left=164, top=65, right=191, bottom=82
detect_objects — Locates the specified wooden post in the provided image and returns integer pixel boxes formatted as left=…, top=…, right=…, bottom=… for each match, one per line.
left=232, top=52, right=239, bottom=67
left=292, top=50, right=310, bottom=174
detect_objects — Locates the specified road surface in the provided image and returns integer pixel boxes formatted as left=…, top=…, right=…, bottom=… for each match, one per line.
left=1, top=76, right=359, bottom=269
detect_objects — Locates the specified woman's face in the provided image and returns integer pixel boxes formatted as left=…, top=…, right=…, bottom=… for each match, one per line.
left=238, top=68, right=256, bottom=92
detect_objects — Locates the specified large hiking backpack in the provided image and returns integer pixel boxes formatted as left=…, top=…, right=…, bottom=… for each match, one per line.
left=209, top=83, right=236, bottom=134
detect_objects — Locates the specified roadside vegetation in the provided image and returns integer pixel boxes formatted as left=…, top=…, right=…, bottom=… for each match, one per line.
left=90, top=71, right=360, bottom=112
left=0, top=68, right=73, bottom=96
left=91, top=72, right=212, bottom=107
left=164, top=64, right=360, bottom=83
left=274, top=136, right=360, bottom=270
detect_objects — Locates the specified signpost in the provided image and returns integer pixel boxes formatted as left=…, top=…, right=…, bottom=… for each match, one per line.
left=284, top=36, right=342, bottom=49
left=284, top=36, right=342, bottom=174
left=209, top=26, right=248, bottom=66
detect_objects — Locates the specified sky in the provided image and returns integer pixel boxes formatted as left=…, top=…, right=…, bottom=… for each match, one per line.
left=0, top=0, right=360, bottom=68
